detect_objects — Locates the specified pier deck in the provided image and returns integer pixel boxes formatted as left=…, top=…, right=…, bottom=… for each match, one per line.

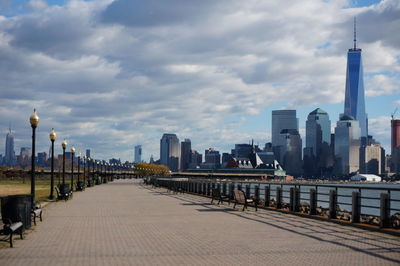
left=1, top=179, right=399, bottom=265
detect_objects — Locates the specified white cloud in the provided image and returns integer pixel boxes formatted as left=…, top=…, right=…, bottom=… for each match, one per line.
left=0, top=0, right=398, bottom=161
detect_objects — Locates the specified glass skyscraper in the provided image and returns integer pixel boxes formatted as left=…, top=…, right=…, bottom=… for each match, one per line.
left=306, top=108, right=331, bottom=157
left=343, top=22, right=367, bottom=143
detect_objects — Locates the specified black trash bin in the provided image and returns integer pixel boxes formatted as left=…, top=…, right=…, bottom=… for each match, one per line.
left=0, top=194, right=32, bottom=231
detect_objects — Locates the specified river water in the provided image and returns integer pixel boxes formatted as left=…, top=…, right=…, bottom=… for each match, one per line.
left=231, top=182, right=400, bottom=216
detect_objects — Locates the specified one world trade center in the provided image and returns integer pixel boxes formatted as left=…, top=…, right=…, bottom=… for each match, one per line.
left=343, top=18, right=368, bottom=144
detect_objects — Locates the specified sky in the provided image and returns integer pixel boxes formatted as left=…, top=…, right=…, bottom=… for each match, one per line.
left=0, top=0, right=399, bottom=162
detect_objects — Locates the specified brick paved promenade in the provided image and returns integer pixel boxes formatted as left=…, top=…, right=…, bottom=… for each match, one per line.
left=1, top=179, right=399, bottom=266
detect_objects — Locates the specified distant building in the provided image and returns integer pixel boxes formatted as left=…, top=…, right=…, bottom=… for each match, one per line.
left=188, top=150, right=202, bottom=169
left=4, top=127, right=16, bottom=166
left=391, top=119, right=400, bottom=172
left=202, top=148, right=220, bottom=169
left=280, top=129, right=302, bottom=176
left=360, top=144, right=381, bottom=175
left=334, top=115, right=361, bottom=174
left=86, top=149, right=91, bottom=159
left=271, top=110, right=298, bottom=164
left=343, top=20, right=368, bottom=144
left=221, top=152, right=233, bottom=167
left=160, top=133, right=180, bottom=172
left=180, top=139, right=191, bottom=171
left=37, top=152, right=47, bottom=167
left=304, top=108, right=333, bottom=177
left=134, top=145, right=142, bottom=163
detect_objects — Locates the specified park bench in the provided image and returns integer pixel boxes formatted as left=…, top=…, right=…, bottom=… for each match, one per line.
left=0, top=218, right=23, bottom=248
left=232, top=190, right=258, bottom=211
left=211, top=188, right=230, bottom=205
left=55, top=186, right=72, bottom=201
left=31, top=203, right=43, bottom=226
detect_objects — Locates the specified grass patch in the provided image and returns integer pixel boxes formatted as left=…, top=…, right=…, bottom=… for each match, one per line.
left=0, top=177, right=73, bottom=203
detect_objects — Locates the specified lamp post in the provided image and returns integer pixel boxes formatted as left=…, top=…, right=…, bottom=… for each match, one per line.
left=62, top=139, right=67, bottom=187
left=49, top=128, right=56, bottom=200
left=70, top=147, right=75, bottom=191
left=29, top=109, right=39, bottom=206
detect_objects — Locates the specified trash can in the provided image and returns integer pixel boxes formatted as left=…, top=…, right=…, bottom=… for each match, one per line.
left=0, top=194, right=32, bottom=230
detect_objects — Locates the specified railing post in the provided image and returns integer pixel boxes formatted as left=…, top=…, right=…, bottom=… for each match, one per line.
left=217, top=183, right=221, bottom=194
left=202, top=183, right=206, bottom=195
left=351, top=191, right=361, bottom=223
left=245, top=184, right=250, bottom=198
left=264, top=186, right=270, bottom=207
left=329, top=190, right=337, bottom=219
left=254, top=185, right=259, bottom=202
left=207, top=183, right=211, bottom=196
left=237, top=184, right=242, bottom=191
left=229, top=183, right=234, bottom=199
left=309, top=188, right=317, bottom=215
left=380, top=193, right=390, bottom=228
left=276, top=187, right=282, bottom=209
left=222, top=183, right=227, bottom=196
left=290, top=187, right=295, bottom=212
left=294, top=187, right=300, bottom=212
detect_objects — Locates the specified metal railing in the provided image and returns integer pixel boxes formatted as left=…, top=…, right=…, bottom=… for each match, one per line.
left=148, top=177, right=400, bottom=229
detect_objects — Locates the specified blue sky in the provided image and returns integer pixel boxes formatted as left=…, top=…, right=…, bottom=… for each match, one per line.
left=0, top=0, right=399, bottom=162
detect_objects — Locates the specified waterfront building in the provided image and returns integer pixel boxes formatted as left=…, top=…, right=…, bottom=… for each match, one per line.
left=134, top=145, right=142, bottom=163
left=360, top=144, right=381, bottom=175
left=86, top=149, right=91, bottom=158
left=280, top=129, right=302, bottom=176
left=4, top=127, right=16, bottom=166
left=160, top=133, right=180, bottom=172
left=271, top=110, right=298, bottom=164
left=180, top=139, right=191, bottom=171
left=343, top=19, right=368, bottom=144
left=334, top=115, right=361, bottom=174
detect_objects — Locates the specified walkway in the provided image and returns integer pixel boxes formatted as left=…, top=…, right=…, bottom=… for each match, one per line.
left=1, top=179, right=399, bottom=265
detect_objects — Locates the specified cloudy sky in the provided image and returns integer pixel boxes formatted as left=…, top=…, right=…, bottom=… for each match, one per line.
left=0, top=0, right=399, bottom=162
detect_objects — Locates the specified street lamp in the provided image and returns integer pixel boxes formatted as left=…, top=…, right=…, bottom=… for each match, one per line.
left=49, top=128, right=56, bottom=200
left=29, top=109, right=39, bottom=206
left=70, top=146, right=75, bottom=191
left=62, top=139, right=67, bottom=187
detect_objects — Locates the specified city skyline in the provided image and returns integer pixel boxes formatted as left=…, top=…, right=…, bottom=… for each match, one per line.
left=0, top=0, right=399, bottom=162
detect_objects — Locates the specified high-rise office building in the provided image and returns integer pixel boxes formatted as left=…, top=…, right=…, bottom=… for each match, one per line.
left=305, top=108, right=331, bottom=156
left=202, top=148, right=221, bottom=169
left=280, top=129, right=302, bottom=176
left=360, top=144, right=381, bottom=175
left=86, top=149, right=91, bottom=158
left=4, top=127, right=15, bottom=166
left=391, top=119, right=400, bottom=172
left=180, top=139, right=191, bottom=171
left=271, top=110, right=298, bottom=164
left=334, top=115, right=361, bottom=174
left=391, top=119, right=400, bottom=155
left=134, top=145, right=142, bottom=163
left=188, top=150, right=202, bottom=169
left=160, top=133, right=180, bottom=172
left=343, top=19, right=368, bottom=143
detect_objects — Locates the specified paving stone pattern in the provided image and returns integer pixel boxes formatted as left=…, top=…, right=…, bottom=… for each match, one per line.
left=1, top=179, right=399, bottom=265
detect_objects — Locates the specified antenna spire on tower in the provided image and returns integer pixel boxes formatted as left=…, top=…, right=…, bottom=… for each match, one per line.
left=353, top=17, right=357, bottom=50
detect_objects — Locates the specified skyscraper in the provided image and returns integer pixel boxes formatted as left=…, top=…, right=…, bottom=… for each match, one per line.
left=4, top=127, right=15, bottom=166
left=334, top=115, right=361, bottom=174
left=305, top=108, right=331, bottom=156
left=134, top=145, right=142, bottom=163
left=160, top=133, right=180, bottom=172
left=391, top=119, right=400, bottom=172
left=271, top=110, right=298, bottom=164
left=343, top=18, right=368, bottom=143
left=86, top=149, right=91, bottom=158
left=280, top=129, right=302, bottom=176
left=180, top=139, right=191, bottom=171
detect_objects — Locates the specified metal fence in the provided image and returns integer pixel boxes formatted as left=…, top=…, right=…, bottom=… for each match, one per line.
left=148, top=177, right=400, bottom=229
